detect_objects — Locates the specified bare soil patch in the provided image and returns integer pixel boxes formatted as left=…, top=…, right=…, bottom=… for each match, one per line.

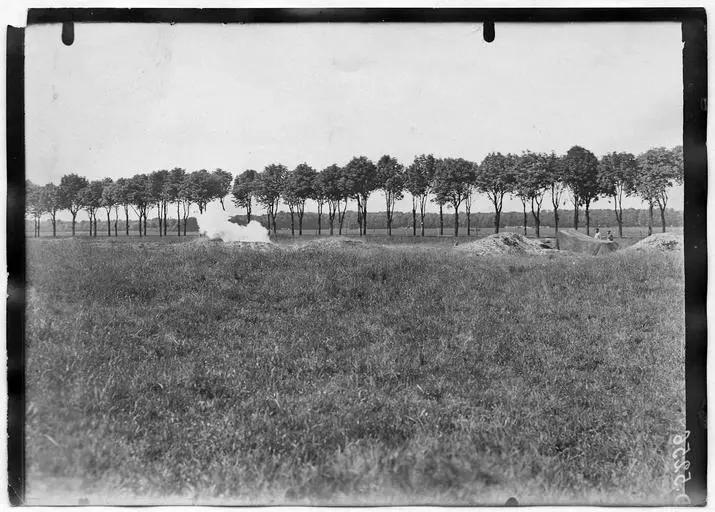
left=454, top=232, right=549, bottom=256
left=625, top=232, right=682, bottom=252
left=293, top=237, right=371, bottom=251
left=192, top=238, right=280, bottom=252
left=556, top=229, right=619, bottom=255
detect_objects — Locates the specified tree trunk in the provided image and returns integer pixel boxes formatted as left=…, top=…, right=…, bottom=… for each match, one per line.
left=421, top=210, right=426, bottom=237
left=247, top=205, right=251, bottom=223
left=298, top=211, right=304, bottom=236
left=615, top=202, right=623, bottom=238
left=107, top=211, right=111, bottom=236
left=585, top=203, right=591, bottom=235
left=494, top=209, right=500, bottom=234
left=157, top=204, right=162, bottom=237
left=573, top=205, right=579, bottom=230
left=163, top=203, right=168, bottom=236
left=125, top=208, right=129, bottom=236
left=363, top=203, right=368, bottom=235
left=660, top=206, right=667, bottom=233
left=412, top=202, right=417, bottom=236
left=52, top=215, right=56, bottom=238
left=114, top=216, right=118, bottom=237
left=522, top=202, right=528, bottom=236
left=466, top=209, right=471, bottom=236
left=439, top=205, right=443, bottom=236
left=533, top=209, right=541, bottom=238
left=338, top=199, right=347, bottom=235
left=385, top=193, right=392, bottom=236
left=143, top=212, right=147, bottom=236
left=183, top=216, right=188, bottom=236
left=177, top=203, right=181, bottom=236
left=71, top=212, right=77, bottom=236
left=317, top=211, right=322, bottom=235
left=554, top=208, right=559, bottom=234
left=356, top=198, right=363, bottom=236
left=453, top=208, right=459, bottom=237
left=648, top=203, right=654, bottom=236
left=290, top=210, right=295, bottom=236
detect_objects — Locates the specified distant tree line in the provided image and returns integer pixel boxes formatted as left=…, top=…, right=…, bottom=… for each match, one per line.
left=26, top=145, right=683, bottom=238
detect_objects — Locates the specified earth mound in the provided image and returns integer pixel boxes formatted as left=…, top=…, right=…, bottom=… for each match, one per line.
left=294, top=238, right=367, bottom=251
left=556, top=229, right=619, bottom=255
left=455, top=232, right=548, bottom=256
left=625, top=232, right=682, bottom=252
left=192, top=238, right=280, bottom=252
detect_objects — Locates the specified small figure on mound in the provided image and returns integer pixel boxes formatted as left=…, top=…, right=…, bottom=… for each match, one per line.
left=593, top=228, right=602, bottom=240
left=607, top=230, right=614, bottom=241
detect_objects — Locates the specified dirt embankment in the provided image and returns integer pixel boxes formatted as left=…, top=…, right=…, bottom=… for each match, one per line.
left=192, top=238, right=280, bottom=252
left=293, top=238, right=376, bottom=252
left=193, top=237, right=380, bottom=252
left=625, top=232, right=683, bottom=252
left=556, top=229, right=619, bottom=256
left=454, top=232, right=550, bottom=256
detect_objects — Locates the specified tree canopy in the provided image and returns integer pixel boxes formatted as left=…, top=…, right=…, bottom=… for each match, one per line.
left=27, top=144, right=684, bottom=239
left=563, top=145, right=602, bottom=234
left=475, top=152, right=516, bottom=233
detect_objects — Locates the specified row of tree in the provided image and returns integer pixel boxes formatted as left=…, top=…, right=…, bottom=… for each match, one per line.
left=29, top=207, right=683, bottom=235
left=26, top=168, right=232, bottom=237
left=26, top=145, right=683, bottom=238
left=228, top=145, right=683, bottom=237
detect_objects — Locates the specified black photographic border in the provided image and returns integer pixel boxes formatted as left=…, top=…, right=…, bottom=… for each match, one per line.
left=7, top=7, right=707, bottom=506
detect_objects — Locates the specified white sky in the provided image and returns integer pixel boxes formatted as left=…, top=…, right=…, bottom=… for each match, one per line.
left=25, top=21, right=684, bottom=214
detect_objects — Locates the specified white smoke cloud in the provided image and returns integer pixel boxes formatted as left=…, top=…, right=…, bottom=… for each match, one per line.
left=196, top=204, right=271, bottom=243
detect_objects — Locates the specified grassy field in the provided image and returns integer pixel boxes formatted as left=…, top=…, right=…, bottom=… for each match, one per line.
left=24, top=238, right=685, bottom=505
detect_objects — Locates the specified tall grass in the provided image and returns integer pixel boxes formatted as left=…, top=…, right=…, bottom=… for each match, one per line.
left=25, top=239, right=684, bottom=505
